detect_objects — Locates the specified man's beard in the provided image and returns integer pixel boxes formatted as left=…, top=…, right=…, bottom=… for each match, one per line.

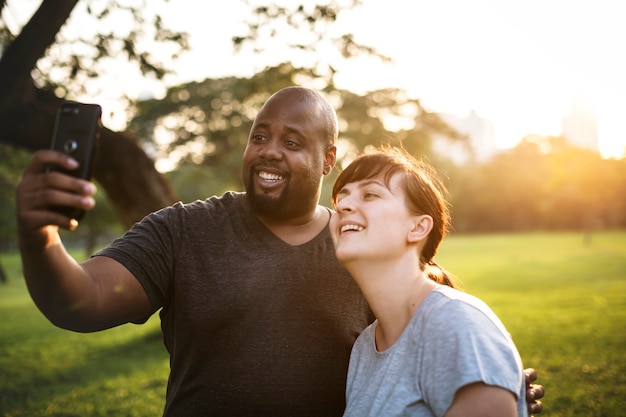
left=243, top=168, right=290, bottom=217
left=247, top=185, right=289, bottom=217
left=243, top=164, right=322, bottom=219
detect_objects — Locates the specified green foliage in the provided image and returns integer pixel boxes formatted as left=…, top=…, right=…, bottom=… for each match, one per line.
left=0, top=144, right=31, bottom=250
left=447, top=137, right=626, bottom=232
left=232, top=0, right=389, bottom=79
left=29, top=0, right=190, bottom=98
left=1, top=232, right=625, bottom=416
left=332, top=87, right=465, bottom=169
left=127, top=63, right=461, bottom=180
left=165, top=162, right=242, bottom=203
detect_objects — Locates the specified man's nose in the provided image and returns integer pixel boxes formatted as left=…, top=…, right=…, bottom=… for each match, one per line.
left=258, top=139, right=282, bottom=160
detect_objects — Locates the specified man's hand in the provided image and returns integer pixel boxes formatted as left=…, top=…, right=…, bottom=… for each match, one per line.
left=524, top=368, right=545, bottom=415
left=16, top=150, right=96, bottom=235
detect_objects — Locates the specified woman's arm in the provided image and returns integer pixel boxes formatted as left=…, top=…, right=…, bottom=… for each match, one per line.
left=444, top=382, right=518, bottom=417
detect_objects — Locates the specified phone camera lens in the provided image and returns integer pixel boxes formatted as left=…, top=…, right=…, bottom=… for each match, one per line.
left=64, top=140, right=78, bottom=154
left=61, top=106, right=80, bottom=115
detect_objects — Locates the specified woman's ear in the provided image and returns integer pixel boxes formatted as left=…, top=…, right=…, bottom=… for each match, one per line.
left=407, top=215, right=433, bottom=243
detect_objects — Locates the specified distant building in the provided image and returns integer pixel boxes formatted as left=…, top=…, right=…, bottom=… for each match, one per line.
left=561, top=100, right=599, bottom=153
left=434, top=110, right=496, bottom=164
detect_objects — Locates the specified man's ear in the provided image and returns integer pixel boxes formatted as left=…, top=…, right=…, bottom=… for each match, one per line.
left=407, top=215, right=433, bottom=243
left=323, top=144, right=337, bottom=175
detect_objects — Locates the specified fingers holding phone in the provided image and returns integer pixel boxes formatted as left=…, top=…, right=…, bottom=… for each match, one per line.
left=17, top=149, right=97, bottom=232
left=16, top=102, right=101, bottom=233
left=48, top=102, right=101, bottom=221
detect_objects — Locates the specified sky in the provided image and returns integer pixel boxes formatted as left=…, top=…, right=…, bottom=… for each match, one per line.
left=5, top=0, right=626, bottom=158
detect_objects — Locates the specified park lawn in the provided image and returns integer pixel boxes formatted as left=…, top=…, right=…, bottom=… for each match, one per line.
left=0, top=250, right=168, bottom=417
left=436, top=231, right=626, bottom=416
left=1, top=231, right=626, bottom=416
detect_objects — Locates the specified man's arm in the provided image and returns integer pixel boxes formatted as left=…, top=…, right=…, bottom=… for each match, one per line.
left=16, top=150, right=152, bottom=332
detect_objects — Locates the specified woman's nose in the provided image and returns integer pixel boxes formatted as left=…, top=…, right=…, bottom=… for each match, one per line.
left=335, top=196, right=354, bottom=213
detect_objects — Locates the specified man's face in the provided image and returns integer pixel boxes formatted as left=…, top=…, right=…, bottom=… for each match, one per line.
left=242, top=90, right=334, bottom=220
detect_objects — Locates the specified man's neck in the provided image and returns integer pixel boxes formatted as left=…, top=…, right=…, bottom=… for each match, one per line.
left=258, top=206, right=330, bottom=246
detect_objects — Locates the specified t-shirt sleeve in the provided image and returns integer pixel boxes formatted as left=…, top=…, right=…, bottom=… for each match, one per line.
left=418, top=297, right=524, bottom=416
left=94, top=203, right=184, bottom=312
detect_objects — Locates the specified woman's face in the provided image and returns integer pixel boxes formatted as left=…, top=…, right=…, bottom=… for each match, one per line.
left=330, top=172, right=418, bottom=265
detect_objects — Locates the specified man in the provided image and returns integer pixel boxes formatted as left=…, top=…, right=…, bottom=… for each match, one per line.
left=16, top=87, right=543, bottom=416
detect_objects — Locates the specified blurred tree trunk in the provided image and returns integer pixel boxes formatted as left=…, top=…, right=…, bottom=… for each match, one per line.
left=0, top=0, right=178, bottom=228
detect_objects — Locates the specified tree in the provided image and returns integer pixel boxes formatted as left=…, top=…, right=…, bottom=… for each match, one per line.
left=128, top=63, right=465, bottom=209
left=446, top=134, right=626, bottom=233
left=0, top=0, right=462, bottom=229
left=0, top=0, right=184, bottom=227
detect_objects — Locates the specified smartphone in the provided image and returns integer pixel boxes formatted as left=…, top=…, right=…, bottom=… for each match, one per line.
left=49, top=101, right=102, bottom=220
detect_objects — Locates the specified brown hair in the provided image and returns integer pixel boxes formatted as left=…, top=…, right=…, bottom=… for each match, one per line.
left=331, top=146, right=455, bottom=288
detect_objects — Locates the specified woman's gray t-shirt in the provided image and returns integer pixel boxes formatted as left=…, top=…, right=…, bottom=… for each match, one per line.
left=343, top=286, right=527, bottom=417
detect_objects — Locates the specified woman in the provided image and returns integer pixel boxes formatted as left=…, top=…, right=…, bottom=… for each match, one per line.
left=330, top=146, right=528, bottom=417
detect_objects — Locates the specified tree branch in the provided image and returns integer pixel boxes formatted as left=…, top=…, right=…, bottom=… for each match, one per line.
left=0, top=0, right=78, bottom=106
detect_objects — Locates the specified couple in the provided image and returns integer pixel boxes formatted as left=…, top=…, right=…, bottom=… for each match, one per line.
left=17, top=86, right=543, bottom=416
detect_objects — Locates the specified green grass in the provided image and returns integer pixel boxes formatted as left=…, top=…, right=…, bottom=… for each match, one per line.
left=437, top=231, right=626, bottom=416
left=1, top=231, right=625, bottom=416
left=0, top=251, right=168, bottom=417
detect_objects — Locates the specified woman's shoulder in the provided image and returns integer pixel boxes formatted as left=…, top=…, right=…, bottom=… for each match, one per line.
left=417, top=286, right=506, bottom=333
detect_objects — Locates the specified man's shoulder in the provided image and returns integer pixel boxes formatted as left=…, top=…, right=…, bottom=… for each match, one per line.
left=146, top=192, right=247, bottom=230
left=179, top=191, right=246, bottom=212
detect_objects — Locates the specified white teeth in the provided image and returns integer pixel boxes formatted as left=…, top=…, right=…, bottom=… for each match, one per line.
left=341, top=224, right=364, bottom=233
left=259, top=171, right=283, bottom=181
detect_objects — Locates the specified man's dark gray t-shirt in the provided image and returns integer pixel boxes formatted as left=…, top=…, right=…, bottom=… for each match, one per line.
left=96, top=192, right=372, bottom=416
